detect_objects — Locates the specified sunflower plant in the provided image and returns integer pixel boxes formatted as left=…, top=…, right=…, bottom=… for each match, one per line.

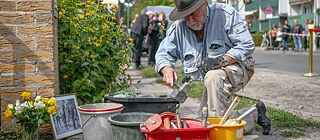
left=58, top=0, right=133, bottom=105
left=4, top=92, right=58, bottom=126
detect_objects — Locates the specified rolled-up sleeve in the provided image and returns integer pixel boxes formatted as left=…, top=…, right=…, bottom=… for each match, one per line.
left=155, top=28, right=179, bottom=74
left=224, top=7, right=255, bottom=61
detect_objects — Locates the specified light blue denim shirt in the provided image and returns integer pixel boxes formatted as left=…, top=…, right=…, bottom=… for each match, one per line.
left=155, top=3, right=255, bottom=81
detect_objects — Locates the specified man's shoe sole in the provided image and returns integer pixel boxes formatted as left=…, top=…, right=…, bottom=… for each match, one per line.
left=256, top=101, right=271, bottom=135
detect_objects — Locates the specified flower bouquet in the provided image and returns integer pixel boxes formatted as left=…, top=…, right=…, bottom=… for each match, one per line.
left=4, top=92, right=58, bottom=140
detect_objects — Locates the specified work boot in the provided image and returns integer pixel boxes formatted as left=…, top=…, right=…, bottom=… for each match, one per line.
left=256, top=101, right=271, bottom=135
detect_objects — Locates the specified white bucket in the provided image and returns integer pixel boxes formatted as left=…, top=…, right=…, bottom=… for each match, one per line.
left=78, top=103, right=123, bottom=140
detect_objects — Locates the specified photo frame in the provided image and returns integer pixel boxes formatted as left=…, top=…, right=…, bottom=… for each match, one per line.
left=50, top=94, right=83, bottom=140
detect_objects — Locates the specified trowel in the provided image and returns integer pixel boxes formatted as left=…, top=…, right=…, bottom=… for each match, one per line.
left=169, top=82, right=191, bottom=104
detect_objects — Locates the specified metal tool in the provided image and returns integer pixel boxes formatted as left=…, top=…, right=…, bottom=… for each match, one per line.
left=160, top=112, right=176, bottom=129
left=224, top=106, right=257, bottom=125
left=201, top=107, right=208, bottom=128
left=169, top=82, right=191, bottom=103
left=219, top=97, right=240, bottom=125
left=182, top=120, right=188, bottom=128
left=170, top=121, right=178, bottom=129
left=176, top=113, right=182, bottom=128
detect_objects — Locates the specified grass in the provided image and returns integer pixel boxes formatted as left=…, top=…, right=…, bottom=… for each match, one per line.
left=280, top=131, right=305, bottom=138
left=140, top=66, right=159, bottom=78
left=139, top=67, right=320, bottom=138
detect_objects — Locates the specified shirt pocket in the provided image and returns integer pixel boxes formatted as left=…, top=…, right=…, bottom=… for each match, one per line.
left=232, top=23, right=251, bottom=42
left=233, top=23, right=247, bottom=34
left=207, top=40, right=225, bottom=56
left=182, top=51, right=195, bottom=68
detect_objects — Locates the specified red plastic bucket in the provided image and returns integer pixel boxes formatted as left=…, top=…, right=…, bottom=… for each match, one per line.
left=140, top=118, right=213, bottom=140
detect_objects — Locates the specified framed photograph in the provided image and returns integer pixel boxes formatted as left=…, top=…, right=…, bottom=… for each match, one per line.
left=50, top=94, right=83, bottom=140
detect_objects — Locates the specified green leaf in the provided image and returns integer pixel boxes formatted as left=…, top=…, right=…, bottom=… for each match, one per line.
left=38, top=118, right=45, bottom=125
left=82, top=62, right=90, bottom=67
left=93, top=96, right=98, bottom=103
left=84, top=72, right=89, bottom=79
left=90, top=71, right=100, bottom=78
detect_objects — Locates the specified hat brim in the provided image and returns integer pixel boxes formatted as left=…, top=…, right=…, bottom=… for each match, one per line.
left=169, top=0, right=207, bottom=21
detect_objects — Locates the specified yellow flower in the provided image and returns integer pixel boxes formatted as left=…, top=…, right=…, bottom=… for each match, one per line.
left=48, top=97, right=56, bottom=106
left=76, top=46, right=80, bottom=49
left=111, top=16, right=117, bottom=20
left=54, top=103, right=59, bottom=110
left=112, top=22, right=117, bottom=25
left=59, top=11, right=64, bottom=15
left=121, top=25, right=127, bottom=28
left=86, top=11, right=93, bottom=17
left=90, top=55, right=94, bottom=58
left=30, top=101, right=34, bottom=106
left=21, top=91, right=31, bottom=101
left=4, top=108, right=13, bottom=118
left=79, top=14, right=84, bottom=19
left=63, top=75, right=69, bottom=79
left=47, top=106, right=57, bottom=115
left=94, top=42, right=101, bottom=47
left=86, top=51, right=90, bottom=55
left=41, top=97, right=48, bottom=104
left=97, top=39, right=102, bottom=43
left=127, top=37, right=133, bottom=42
left=116, top=25, right=119, bottom=28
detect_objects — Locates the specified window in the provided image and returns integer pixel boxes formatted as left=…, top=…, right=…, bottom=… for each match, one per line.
left=303, top=4, right=313, bottom=14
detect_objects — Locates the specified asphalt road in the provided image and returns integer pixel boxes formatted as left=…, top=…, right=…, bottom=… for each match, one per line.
left=253, top=49, right=320, bottom=75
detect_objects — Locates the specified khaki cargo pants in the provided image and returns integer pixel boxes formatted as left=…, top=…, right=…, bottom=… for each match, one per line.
left=198, top=58, right=255, bottom=134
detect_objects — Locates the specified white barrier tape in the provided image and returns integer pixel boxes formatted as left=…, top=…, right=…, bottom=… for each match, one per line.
left=281, top=32, right=309, bottom=37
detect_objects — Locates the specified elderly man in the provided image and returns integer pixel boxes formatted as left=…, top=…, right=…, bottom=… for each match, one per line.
left=155, top=0, right=271, bottom=135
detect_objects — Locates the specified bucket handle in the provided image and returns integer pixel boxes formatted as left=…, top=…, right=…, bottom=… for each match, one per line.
left=81, top=114, right=97, bottom=129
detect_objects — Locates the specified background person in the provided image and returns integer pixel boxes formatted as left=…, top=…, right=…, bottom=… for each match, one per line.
left=148, top=12, right=161, bottom=66
left=292, top=19, right=304, bottom=52
left=281, top=20, right=291, bottom=51
left=308, top=19, right=317, bottom=53
left=275, top=26, right=283, bottom=50
left=159, top=12, right=169, bottom=40
left=269, top=24, right=278, bottom=48
left=303, top=19, right=309, bottom=51
left=131, top=11, right=154, bottom=69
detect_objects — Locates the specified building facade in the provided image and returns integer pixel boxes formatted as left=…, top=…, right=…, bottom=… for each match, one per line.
left=0, top=0, right=59, bottom=128
left=211, top=0, right=320, bottom=33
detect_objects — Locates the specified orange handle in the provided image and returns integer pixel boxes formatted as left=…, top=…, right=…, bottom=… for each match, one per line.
left=163, top=118, right=171, bottom=129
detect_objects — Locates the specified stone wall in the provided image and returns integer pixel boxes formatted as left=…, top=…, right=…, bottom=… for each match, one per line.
left=0, top=0, right=59, bottom=128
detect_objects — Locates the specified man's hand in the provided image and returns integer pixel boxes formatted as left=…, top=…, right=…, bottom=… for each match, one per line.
left=201, top=55, right=238, bottom=72
left=201, top=56, right=226, bottom=72
left=161, top=66, right=178, bottom=86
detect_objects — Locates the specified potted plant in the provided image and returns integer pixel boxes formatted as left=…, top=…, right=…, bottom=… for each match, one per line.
left=4, top=92, right=58, bottom=140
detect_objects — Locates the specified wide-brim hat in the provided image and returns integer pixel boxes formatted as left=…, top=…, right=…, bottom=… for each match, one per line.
left=169, top=0, right=207, bottom=21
